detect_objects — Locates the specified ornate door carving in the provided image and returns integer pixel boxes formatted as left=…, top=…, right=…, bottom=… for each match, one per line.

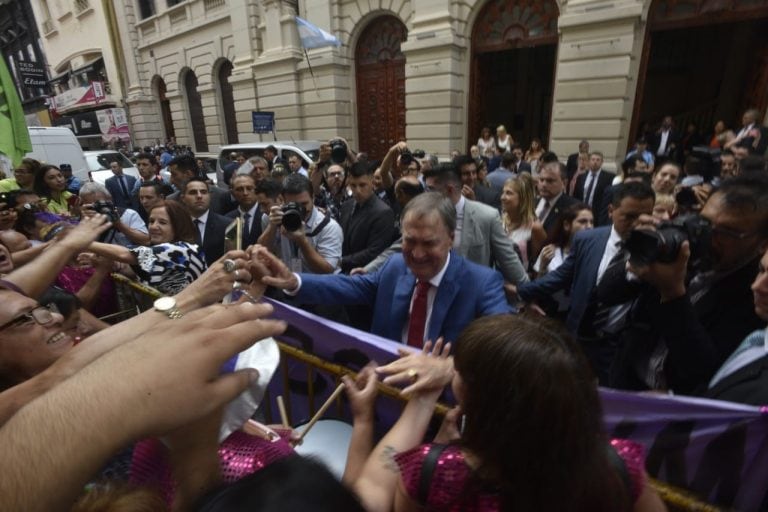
left=355, top=16, right=407, bottom=160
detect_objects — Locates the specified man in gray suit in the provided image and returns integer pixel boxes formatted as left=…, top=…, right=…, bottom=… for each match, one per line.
left=360, top=163, right=528, bottom=285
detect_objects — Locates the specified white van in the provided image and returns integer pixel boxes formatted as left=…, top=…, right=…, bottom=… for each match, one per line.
left=26, top=127, right=89, bottom=183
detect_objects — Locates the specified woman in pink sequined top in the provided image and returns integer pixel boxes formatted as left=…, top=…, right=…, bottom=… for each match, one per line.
left=354, top=315, right=666, bottom=512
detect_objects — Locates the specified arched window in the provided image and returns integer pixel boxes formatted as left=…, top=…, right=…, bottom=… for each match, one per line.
left=153, top=76, right=175, bottom=140
left=184, top=70, right=208, bottom=152
left=218, top=60, right=238, bottom=144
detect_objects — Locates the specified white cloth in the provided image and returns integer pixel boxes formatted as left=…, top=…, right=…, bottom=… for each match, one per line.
left=400, top=253, right=451, bottom=344
left=453, top=195, right=466, bottom=249
left=533, top=246, right=565, bottom=274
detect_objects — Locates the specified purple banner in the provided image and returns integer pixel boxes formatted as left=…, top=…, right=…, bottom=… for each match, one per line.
left=265, top=299, right=768, bottom=510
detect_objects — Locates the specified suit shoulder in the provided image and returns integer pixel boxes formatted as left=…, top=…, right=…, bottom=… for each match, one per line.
left=573, top=226, right=610, bottom=244
left=465, top=199, right=498, bottom=217
left=451, top=253, right=500, bottom=280
left=224, top=209, right=239, bottom=219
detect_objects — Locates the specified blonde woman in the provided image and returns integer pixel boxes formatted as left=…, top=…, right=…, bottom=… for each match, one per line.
left=496, top=125, right=513, bottom=153
left=500, top=174, right=546, bottom=270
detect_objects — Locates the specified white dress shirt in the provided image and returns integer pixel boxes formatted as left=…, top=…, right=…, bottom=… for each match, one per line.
left=401, top=253, right=451, bottom=344
left=657, top=130, right=671, bottom=156
left=583, top=170, right=601, bottom=206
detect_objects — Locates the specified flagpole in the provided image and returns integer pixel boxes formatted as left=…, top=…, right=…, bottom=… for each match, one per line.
left=303, top=48, right=321, bottom=98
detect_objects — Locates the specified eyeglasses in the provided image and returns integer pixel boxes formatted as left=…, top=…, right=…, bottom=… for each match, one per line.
left=0, top=303, right=60, bottom=331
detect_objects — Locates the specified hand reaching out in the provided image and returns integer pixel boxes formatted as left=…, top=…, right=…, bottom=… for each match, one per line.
left=342, top=366, right=379, bottom=423
left=376, top=338, right=454, bottom=396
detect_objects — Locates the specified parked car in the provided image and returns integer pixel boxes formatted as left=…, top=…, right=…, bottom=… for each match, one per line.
left=158, top=151, right=219, bottom=185
left=216, top=141, right=322, bottom=188
left=26, top=127, right=89, bottom=182
left=84, top=151, right=141, bottom=185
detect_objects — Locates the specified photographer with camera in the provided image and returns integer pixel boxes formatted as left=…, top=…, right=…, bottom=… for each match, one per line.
left=79, top=182, right=149, bottom=248
left=258, top=174, right=342, bottom=275
left=310, top=138, right=356, bottom=221
left=610, top=174, right=768, bottom=394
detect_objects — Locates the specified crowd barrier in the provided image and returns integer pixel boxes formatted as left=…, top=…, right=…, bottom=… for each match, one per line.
left=110, top=274, right=748, bottom=511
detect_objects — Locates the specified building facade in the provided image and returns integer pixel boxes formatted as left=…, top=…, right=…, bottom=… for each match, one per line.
left=0, top=0, right=51, bottom=124
left=116, top=0, right=768, bottom=165
left=29, top=0, right=131, bottom=148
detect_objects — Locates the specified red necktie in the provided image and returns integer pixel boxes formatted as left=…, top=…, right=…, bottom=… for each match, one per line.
left=407, top=281, right=431, bottom=347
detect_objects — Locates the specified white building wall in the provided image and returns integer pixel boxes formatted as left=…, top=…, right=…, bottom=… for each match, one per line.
left=116, top=0, right=657, bottom=164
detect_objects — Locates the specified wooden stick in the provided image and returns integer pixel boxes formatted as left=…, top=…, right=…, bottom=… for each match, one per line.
left=277, top=395, right=290, bottom=428
left=297, top=382, right=346, bottom=441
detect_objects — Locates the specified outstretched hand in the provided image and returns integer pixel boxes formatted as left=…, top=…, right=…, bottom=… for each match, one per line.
left=93, top=302, right=286, bottom=438
left=342, top=366, right=379, bottom=423
left=248, top=245, right=299, bottom=290
left=376, top=338, right=454, bottom=396
left=59, top=214, right=112, bottom=251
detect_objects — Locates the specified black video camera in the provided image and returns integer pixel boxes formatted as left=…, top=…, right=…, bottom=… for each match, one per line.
left=281, top=202, right=306, bottom=232
left=329, top=139, right=348, bottom=164
left=92, top=200, right=119, bottom=223
left=625, top=214, right=711, bottom=267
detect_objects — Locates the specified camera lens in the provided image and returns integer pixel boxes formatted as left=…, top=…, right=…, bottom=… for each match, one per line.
left=281, top=202, right=306, bottom=232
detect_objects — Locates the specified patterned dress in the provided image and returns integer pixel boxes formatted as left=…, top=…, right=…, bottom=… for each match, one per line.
left=395, top=439, right=646, bottom=511
left=129, top=242, right=206, bottom=295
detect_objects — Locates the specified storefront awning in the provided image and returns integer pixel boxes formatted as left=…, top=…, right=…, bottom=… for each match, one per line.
left=70, top=56, right=103, bottom=76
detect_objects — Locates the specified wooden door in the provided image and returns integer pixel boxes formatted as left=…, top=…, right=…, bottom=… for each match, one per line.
left=355, top=16, right=407, bottom=160
left=467, top=0, right=559, bottom=150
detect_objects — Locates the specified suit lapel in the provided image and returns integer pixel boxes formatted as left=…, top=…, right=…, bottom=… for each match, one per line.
left=390, top=270, right=416, bottom=341
left=585, top=228, right=611, bottom=285
left=708, top=355, right=768, bottom=397
left=427, top=255, right=461, bottom=341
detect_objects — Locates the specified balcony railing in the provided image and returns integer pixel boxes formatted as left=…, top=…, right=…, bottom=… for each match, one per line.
left=204, top=0, right=225, bottom=10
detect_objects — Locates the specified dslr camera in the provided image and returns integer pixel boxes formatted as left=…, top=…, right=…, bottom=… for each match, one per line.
left=625, top=214, right=711, bottom=267
left=92, top=200, right=119, bottom=223
left=281, top=202, right=307, bottom=232
left=399, top=148, right=414, bottom=166
left=329, top=138, right=348, bottom=164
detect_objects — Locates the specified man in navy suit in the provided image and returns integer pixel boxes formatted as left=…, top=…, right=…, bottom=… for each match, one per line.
left=254, top=192, right=513, bottom=346
left=517, top=182, right=655, bottom=382
left=573, top=152, right=615, bottom=223
left=181, top=178, right=230, bottom=266
left=104, top=161, right=137, bottom=210
left=226, top=174, right=264, bottom=249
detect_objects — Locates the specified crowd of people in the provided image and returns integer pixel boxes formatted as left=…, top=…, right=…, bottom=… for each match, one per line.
left=0, top=108, right=767, bottom=511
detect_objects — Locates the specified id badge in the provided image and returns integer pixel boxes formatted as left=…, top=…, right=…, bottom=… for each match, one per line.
left=290, top=257, right=303, bottom=273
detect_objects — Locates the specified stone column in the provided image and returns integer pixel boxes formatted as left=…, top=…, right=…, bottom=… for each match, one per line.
left=549, top=0, right=647, bottom=169
left=401, top=0, right=466, bottom=158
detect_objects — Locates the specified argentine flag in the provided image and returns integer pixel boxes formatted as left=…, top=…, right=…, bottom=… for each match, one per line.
left=296, top=16, right=341, bottom=49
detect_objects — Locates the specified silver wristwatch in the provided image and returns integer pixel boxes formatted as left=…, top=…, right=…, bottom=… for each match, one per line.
left=154, top=296, right=183, bottom=319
